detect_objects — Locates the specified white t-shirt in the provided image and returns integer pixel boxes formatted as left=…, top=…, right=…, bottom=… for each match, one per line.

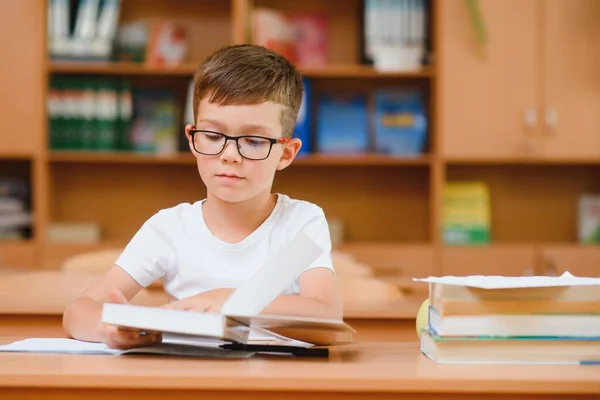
left=115, top=194, right=334, bottom=300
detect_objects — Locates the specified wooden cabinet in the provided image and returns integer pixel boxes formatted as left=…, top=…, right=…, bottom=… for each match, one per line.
left=540, top=0, right=600, bottom=158
left=441, top=0, right=600, bottom=159
left=441, top=245, right=539, bottom=276
left=440, top=0, right=539, bottom=158
left=0, top=1, right=45, bottom=157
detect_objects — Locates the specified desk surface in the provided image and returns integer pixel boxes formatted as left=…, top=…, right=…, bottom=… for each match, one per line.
left=0, top=341, right=598, bottom=397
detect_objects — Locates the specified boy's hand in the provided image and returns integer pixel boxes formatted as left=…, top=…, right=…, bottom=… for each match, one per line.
left=99, top=289, right=162, bottom=349
left=162, top=288, right=234, bottom=313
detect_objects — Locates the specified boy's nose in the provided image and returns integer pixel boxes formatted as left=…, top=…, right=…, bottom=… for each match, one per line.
left=220, top=140, right=242, bottom=163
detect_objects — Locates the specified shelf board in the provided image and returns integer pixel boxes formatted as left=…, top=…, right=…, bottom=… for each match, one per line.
left=299, top=65, right=433, bottom=78
left=48, top=61, right=433, bottom=79
left=48, top=61, right=199, bottom=76
left=293, top=153, right=431, bottom=166
left=445, top=156, right=600, bottom=165
left=0, top=152, right=35, bottom=160
left=48, top=151, right=431, bottom=166
left=48, top=151, right=194, bottom=165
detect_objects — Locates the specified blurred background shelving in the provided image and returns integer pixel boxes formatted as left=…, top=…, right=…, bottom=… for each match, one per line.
left=0, top=0, right=598, bottom=283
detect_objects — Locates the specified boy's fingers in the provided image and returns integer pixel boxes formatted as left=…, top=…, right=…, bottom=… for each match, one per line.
left=109, top=289, right=129, bottom=304
left=163, top=299, right=210, bottom=312
left=108, top=332, right=162, bottom=349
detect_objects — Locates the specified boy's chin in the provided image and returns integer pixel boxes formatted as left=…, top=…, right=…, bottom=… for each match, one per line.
left=210, top=188, right=258, bottom=204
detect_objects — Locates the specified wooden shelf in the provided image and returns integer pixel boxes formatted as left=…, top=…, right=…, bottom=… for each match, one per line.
left=445, top=156, right=600, bottom=165
left=293, top=154, right=431, bottom=166
left=0, top=153, right=35, bottom=160
left=300, top=65, right=433, bottom=79
left=48, top=151, right=431, bottom=166
left=48, top=61, right=433, bottom=79
left=48, top=61, right=199, bottom=76
left=0, top=240, right=36, bottom=269
left=48, top=151, right=195, bottom=165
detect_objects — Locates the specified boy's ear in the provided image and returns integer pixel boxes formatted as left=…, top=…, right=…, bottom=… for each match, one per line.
left=184, top=124, right=195, bottom=153
left=277, top=138, right=302, bottom=171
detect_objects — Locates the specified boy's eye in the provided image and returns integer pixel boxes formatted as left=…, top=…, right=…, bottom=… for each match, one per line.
left=241, top=137, right=269, bottom=147
left=204, top=133, right=223, bottom=141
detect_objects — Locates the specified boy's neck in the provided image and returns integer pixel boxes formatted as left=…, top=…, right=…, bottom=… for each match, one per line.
left=202, top=191, right=278, bottom=244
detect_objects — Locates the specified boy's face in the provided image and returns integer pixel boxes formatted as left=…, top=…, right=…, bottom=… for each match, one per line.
left=185, top=98, right=301, bottom=204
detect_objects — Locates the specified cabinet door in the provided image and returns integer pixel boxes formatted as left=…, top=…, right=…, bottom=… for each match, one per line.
left=541, top=0, right=600, bottom=158
left=440, top=0, right=539, bottom=158
left=441, top=245, right=539, bottom=276
left=540, top=245, right=600, bottom=277
left=0, top=1, right=45, bottom=156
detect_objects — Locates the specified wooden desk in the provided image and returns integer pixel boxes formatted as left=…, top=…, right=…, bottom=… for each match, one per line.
left=0, top=271, right=423, bottom=342
left=0, top=341, right=598, bottom=400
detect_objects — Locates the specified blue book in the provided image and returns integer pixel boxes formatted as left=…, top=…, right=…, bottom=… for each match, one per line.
left=374, top=89, right=427, bottom=155
left=316, top=93, right=369, bottom=153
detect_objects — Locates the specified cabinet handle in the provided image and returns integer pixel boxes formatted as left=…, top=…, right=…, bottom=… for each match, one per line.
left=523, top=108, right=537, bottom=129
left=544, top=256, right=559, bottom=276
left=545, top=107, right=558, bottom=132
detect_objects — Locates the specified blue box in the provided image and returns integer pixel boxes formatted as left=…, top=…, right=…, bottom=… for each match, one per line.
left=293, top=78, right=312, bottom=155
left=374, top=89, right=428, bottom=155
left=316, top=93, right=369, bottom=153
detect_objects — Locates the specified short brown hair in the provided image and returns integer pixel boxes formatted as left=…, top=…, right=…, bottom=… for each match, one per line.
left=193, top=44, right=303, bottom=138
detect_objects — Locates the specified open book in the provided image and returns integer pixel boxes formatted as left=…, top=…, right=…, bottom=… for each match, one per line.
left=101, top=232, right=356, bottom=351
left=0, top=329, right=317, bottom=359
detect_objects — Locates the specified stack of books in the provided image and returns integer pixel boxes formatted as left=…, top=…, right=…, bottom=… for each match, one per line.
left=414, top=272, right=600, bottom=364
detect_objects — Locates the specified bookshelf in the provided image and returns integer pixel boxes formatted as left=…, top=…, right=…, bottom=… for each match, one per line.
left=0, top=0, right=598, bottom=281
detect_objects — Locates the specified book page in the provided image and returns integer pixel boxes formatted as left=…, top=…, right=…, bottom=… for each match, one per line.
left=413, top=271, right=600, bottom=289
left=220, top=231, right=324, bottom=316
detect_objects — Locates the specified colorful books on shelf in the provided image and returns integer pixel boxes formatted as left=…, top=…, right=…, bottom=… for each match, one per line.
left=414, top=272, right=600, bottom=364
left=47, top=77, right=180, bottom=154
left=442, top=182, right=491, bottom=245
left=578, top=194, right=600, bottom=244
left=250, top=7, right=328, bottom=68
left=48, top=0, right=122, bottom=61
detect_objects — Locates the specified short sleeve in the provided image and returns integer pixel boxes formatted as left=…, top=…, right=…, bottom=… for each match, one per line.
left=298, top=207, right=335, bottom=276
left=115, top=210, right=174, bottom=287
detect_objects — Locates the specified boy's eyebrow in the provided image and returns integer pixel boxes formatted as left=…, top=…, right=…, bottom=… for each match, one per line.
left=196, top=118, right=227, bottom=130
left=195, top=120, right=273, bottom=135
left=241, top=124, right=273, bottom=135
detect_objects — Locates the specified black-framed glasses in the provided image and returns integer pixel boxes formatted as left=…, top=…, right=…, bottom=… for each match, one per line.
left=189, top=129, right=289, bottom=161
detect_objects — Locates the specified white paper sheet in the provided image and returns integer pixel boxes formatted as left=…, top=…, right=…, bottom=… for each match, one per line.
left=412, top=271, right=600, bottom=289
left=0, top=338, right=121, bottom=354
left=220, top=231, right=324, bottom=316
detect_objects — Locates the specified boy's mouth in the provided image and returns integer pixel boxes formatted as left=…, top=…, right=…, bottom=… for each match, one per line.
left=216, top=173, right=244, bottom=180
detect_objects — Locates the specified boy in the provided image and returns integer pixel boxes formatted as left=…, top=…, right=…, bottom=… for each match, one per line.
left=63, top=44, right=343, bottom=349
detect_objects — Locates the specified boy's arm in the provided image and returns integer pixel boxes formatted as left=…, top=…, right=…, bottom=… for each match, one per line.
left=164, top=267, right=343, bottom=320
left=62, top=265, right=161, bottom=347
left=261, top=267, right=343, bottom=320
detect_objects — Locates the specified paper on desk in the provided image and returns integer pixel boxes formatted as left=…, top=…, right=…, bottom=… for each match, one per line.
left=0, top=338, right=121, bottom=355
left=412, top=271, right=600, bottom=289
